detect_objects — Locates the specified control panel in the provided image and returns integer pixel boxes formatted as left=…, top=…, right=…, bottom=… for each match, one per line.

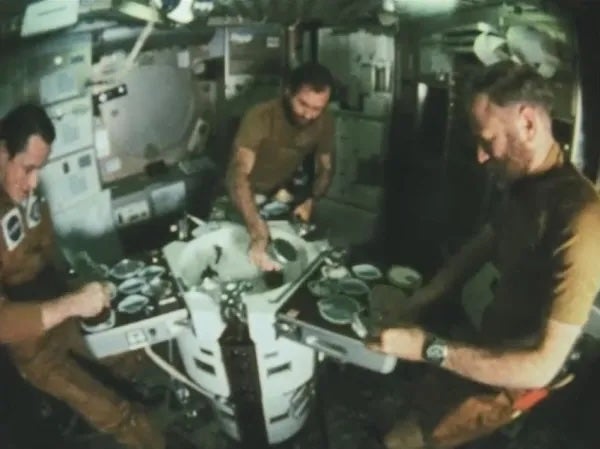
left=85, top=308, right=188, bottom=357
left=114, top=199, right=151, bottom=227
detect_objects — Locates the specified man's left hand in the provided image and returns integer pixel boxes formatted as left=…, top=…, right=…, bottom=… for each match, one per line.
left=368, top=326, right=426, bottom=362
left=293, top=198, right=314, bottom=222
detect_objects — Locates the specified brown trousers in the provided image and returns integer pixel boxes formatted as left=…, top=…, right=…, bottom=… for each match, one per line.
left=7, top=319, right=165, bottom=449
left=385, top=369, right=521, bottom=449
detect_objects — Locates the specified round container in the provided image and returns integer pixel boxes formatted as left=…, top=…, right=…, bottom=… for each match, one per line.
left=105, top=281, right=118, bottom=301
left=110, top=259, right=145, bottom=280
left=268, top=238, right=298, bottom=264
left=141, top=265, right=166, bottom=282
left=118, top=277, right=145, bottom=295
left=317, top=295, right=362, bottom=325
left=274, top=188, right=294, bottom=204
left=261, top=201, right=290, bottom=218
left=321, top=265, right=350, bottom=280
left=308, top=279, right=339, bottom=297
left=338, top=278, right=370, bottom=296
left=117, top=294, right=150, bottom=314
left=81, top=308, right=116, bottom=333
left=387, top=265, right=422, bottom=294
left=141, top=278, right=173, bottom=299
left=351, top=264, right=383, bottom=282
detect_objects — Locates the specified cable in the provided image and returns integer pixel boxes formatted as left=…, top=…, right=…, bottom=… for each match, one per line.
left=144, top=345, right=216, bottom=399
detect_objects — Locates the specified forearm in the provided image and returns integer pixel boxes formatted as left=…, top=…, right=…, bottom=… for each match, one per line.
left=425, top=225, right=496, bottom=301
left=227, top=167, right=268, bottom=241
left=443, top=341, right=556, bottom=389
left=312, top=167, right=332, bottom=199
left=0, top=296, right=73, bottom=343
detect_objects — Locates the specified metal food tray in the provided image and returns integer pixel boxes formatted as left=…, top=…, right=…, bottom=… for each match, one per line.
left=276, top=260, right=396, bottom=374
left=81, top=250, right=188, bottom=358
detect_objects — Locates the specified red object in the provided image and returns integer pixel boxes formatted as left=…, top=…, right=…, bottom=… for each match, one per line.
left=513, top=388, right=550, bottom=411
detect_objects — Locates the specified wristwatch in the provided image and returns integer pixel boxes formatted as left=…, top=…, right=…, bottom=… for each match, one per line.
left=422, top=334, right=448, bottom=366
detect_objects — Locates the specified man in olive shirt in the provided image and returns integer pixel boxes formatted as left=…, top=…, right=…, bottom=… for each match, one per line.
left=227, top=62, right=335, bottom=271
left=370, top=61, right=600, bottom=448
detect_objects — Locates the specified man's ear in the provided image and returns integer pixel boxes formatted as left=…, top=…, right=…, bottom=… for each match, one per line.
left=517, top=104, right=537, bottom=141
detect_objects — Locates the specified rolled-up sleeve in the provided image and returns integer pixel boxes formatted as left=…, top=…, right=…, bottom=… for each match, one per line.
left=549, top=204, right=600, bottom=325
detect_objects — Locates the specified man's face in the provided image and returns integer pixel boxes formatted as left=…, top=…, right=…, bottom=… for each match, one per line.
left=0, top=134, right=50, bottom=203
left=470, top=94, right=532, bottom=187
left=285, top=85, right=331, bottom=127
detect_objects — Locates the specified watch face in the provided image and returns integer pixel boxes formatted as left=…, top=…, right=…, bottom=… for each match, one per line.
left=427, top=345, right=445, bottom=359
left=425, top=338, right=447, bottom=365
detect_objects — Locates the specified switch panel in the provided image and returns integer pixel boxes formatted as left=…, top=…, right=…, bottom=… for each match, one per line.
left=126, top=329, right=148, bottom=349
left=114, top=200, right=151, bottom=227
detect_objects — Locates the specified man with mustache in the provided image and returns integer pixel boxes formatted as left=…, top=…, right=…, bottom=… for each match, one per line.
left=371, top=61, right=600, bottom=448
left=227, top=62, right=335, bottom=271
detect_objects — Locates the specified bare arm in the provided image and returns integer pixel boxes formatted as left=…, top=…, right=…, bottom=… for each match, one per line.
left=226, top=146, right=269, bottom=242
left=0, top=295, right=75, bottom=343
left=410, top=224, right=496, bottom=310
left=378, top=319, right=580, bottom=390
left=442, top=319, right=579, bottom=388
left=0, top=283, right=110, bottom=344
left=312, top=152, right=333, bottom=199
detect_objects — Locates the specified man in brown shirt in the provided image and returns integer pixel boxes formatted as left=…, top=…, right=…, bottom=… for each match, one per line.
left=370, top=61, right=600, bottom=448
left=227, top=62, right=335, bottom=271
left=0, top=104, right=165, bottom=449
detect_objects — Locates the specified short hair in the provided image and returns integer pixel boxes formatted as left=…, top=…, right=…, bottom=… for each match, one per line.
left=286, top=62, right=335, bottom=96
left=468, top=61, right=554, bottom=113
left=0, top=103, right=55, bottom=158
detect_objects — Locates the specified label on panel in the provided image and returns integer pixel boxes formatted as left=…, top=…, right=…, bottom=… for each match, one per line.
left=40, top=66, right=81, bottom=105
left=31, top=33, right=91, bottom=106
left=40, top=148, right=101, bottom=214
left=47, top=96, right=94, bottom=160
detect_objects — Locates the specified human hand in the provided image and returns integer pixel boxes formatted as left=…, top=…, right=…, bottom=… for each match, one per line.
left=66, top=281, right=111, bottom=318
left=367, top=326, right=426, bottom=362
left=293, top=198, right=314, bottom=223
left=249, top=238, right=281, bottom=272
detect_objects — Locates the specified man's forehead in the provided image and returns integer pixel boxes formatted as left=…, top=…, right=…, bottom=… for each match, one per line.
left=296, top=85, right=330, bottom=102
left=471, top=94, right=511, bottom=130
left=20, top=135, right=49, bottom=164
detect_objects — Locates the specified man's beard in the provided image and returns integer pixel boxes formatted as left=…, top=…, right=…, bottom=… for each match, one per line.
left=487, top=134, right=530, bottom=189
left=282, top=97, right=311, bottom=128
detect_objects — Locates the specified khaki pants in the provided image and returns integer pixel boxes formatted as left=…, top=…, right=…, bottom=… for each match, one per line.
left=7, top=320, right=165, bottom=449
left=385, top=369, right=521, bottom=449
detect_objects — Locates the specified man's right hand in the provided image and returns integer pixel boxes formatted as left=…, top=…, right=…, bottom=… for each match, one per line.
left=66, top=281, right=111, bottom=318
left=249, top=238, right=281, bottom=272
